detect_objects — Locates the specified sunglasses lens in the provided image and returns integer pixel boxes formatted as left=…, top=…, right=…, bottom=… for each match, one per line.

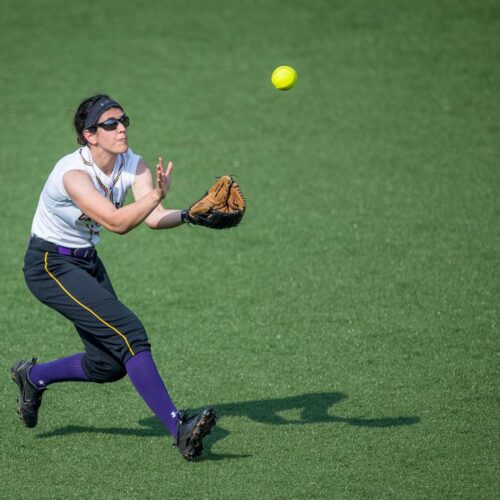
left=100, top=120, right=119, bottom=131
left=96, top=115, right=130, bottom=131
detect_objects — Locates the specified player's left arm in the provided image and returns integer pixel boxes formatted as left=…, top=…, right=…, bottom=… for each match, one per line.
left=132, top=158, right=184, bottom=229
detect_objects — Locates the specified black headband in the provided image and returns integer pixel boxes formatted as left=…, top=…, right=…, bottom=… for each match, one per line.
left=84, top=97, right=123, bottom=130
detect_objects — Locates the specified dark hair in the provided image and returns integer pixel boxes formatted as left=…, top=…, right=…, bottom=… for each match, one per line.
left=73, top=94, right=113, bottom=145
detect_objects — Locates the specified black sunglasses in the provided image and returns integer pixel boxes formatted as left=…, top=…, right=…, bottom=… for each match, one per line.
left=91, top=114, right=130, bottom=131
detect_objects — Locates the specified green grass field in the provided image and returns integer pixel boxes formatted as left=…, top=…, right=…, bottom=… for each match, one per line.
left=0, top=0, right=498, bottom=498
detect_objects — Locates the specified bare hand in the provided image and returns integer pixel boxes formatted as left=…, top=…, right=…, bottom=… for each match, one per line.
left=155, top=157, right=173, bottom=200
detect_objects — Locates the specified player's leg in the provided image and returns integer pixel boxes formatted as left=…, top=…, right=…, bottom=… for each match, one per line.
left=80, top=336, right=217, bottom=458
left=19, top=243, right=216, bottom=456
left=67, top=259, right=217, bottom=458
left=80, top=328, right=216, bottom=454
left=125, top=350, right=179, bottom=435
left=76, top=327, right=180, bottom=435
left=74, top=258, right=181, bottom=436
left=27, top=353, right=89, bottom=388
left=21, top=247, right=182, bottom=436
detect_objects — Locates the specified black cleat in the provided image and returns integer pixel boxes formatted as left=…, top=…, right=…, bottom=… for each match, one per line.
left=11, top=358, right=46, bottom=428
left=174, top=408, right=217, bottom=461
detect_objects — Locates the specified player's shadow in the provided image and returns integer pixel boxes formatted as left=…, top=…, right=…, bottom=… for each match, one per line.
left=36, top=392, right=419, bottom=461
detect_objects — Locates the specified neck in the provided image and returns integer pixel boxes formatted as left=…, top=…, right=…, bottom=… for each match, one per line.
left=88, top=146, right=117, bottom=175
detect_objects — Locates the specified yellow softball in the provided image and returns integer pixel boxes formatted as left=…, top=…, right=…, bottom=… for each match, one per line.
left=271, top=66, right=298, bottom=90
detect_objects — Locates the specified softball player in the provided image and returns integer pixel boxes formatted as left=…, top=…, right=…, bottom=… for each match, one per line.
left=11, top=94, right=215, bottom=461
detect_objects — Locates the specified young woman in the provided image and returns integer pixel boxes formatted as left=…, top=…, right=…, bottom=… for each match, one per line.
left=12, top=94, right=216, bottom=461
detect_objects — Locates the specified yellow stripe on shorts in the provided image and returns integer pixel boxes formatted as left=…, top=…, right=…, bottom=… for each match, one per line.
left=44, top=251, right=135, bottom=356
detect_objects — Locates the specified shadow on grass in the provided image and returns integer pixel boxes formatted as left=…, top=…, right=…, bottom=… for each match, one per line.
left=36, top=392, right=419, bottom=460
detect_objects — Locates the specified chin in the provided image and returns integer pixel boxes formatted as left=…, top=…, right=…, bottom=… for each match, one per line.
left=117, top=142, right=129, bottom=153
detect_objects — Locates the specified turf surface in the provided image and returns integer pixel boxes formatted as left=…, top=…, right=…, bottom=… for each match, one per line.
left=0, top=0, right=498, bottom=498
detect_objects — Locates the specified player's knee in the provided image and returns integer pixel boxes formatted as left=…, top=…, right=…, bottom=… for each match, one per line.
left=83, top=354, right=126, bottom=384
left=109, top=321, right=151, bottom=366
left=96, top=364, right=126, bottom=383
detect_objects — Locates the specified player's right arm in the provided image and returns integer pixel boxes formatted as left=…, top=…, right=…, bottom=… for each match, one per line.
left=63, top=162, right=172, bottom=234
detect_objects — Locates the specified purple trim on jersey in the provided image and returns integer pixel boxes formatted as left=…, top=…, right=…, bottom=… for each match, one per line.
left=30, top=236, right=96, bottom=259
left=55, top=245, right=96, bottom=258
left=56, top=246, right=72, bottom=255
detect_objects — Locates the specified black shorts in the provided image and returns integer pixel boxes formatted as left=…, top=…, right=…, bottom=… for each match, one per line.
left=23, top=237, right=150, bottom=382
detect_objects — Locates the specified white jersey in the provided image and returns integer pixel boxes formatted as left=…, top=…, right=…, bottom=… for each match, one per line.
left=31, top=146, right=141, bottom=248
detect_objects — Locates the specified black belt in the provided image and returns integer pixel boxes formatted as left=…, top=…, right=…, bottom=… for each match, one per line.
left=30, top=236, right=96, bottom=259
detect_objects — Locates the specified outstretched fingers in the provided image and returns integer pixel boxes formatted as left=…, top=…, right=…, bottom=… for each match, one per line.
left=156, top=157, right=173, bottom=198
left=164, top=160, right=173, bottom=180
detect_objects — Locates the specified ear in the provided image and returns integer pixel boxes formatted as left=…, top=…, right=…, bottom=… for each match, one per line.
left=83, top=129, right=98, bottom=146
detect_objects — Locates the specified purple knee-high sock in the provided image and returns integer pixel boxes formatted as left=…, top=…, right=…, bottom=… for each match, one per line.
left=28, top=353, right=90, bottom=389
left=125, top=351, right=179, bottom=436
